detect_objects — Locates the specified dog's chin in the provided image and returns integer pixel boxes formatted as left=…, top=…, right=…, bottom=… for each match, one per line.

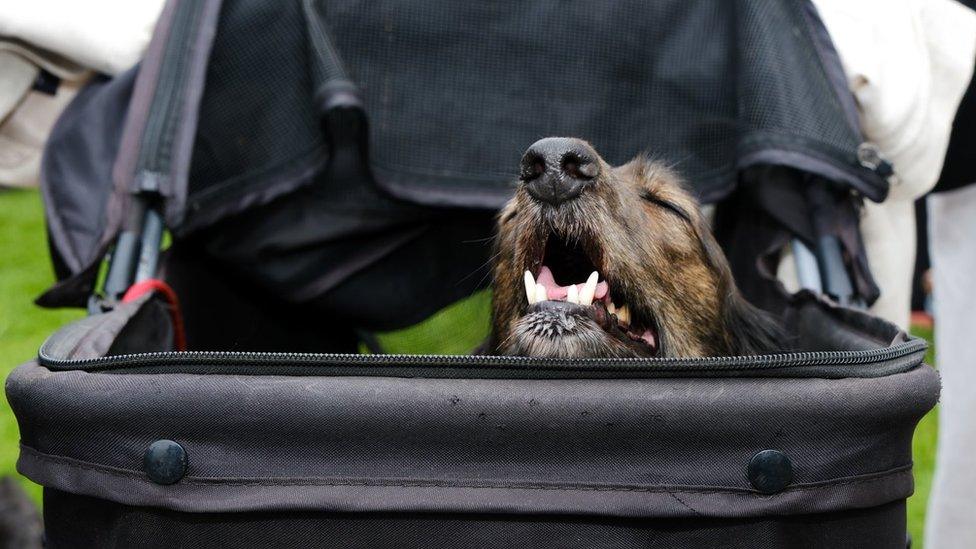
left=504, top=227, right=661, bottom=358
left=502, top=301, right=658, bottom=359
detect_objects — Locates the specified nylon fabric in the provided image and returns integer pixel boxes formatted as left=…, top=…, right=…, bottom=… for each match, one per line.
left=43, top=489, right=908, bottom=549
left=8, top=359, right=937, bottom=517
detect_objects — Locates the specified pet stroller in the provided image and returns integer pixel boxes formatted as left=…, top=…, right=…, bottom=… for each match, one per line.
left=8, top=1, right=936, bottom=547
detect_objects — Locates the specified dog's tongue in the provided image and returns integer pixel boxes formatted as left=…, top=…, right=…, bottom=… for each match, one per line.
left=537, top=266, right=609, bottom=300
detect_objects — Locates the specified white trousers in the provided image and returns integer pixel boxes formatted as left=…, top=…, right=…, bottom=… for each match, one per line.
left=925, top=183, right=976, bottom=548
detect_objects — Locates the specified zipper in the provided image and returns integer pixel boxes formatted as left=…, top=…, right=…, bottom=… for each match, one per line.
left=38, top=338, right=927, bottom=379
left=132, top=0, right=207, bottom=194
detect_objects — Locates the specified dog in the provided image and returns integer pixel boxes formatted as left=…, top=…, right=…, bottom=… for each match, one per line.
left=488, top=137, right=784, bottom=358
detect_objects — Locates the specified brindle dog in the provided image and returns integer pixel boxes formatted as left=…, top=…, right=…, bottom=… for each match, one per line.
left=488, top=137, right=783, bottom=358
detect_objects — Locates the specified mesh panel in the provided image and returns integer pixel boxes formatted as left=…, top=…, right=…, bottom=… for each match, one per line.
left=188, top=0, right=322, bottom=203
left=323, top=0, right=865, bottom=204
left=182, top=0, right=879, bottom=220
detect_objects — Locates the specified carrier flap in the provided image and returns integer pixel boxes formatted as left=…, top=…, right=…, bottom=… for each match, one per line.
left=37, top=0, right=890, bottom=307
left=144, top=0, right=889, bottom=231
left=314, top=0, right=888, bottom=209
left=8, top=357, right=936, bottom=518
left=41, top=70, right=136, bottom=279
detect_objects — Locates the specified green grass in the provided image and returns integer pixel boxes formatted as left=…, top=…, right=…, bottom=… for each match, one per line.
left=907, top=325, right=937, bottom=548
left=369, top=290, right=492, bottom=355
left=0, top=188, right=940, bottom=544
left=0, top=189, right=84, bottom=503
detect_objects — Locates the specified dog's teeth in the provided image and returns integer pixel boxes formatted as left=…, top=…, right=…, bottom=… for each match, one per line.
left=567, top=284, right=579, bottom=304
left=617, top=304, right=631, bottom=326
left=535, top=283, right=548, bottom=304
left=524, top=271, right=536, bottom=304
left=607, top=302, right=616, bottom=314
left=579, top=271, right=598, bottom=305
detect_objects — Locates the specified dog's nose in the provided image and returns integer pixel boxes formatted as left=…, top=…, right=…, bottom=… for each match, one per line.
left=519, top=137, right=600, bottom=206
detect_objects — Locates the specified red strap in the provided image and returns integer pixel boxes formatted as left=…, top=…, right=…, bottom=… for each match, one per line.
left=122, top=279, right=187, bottom=351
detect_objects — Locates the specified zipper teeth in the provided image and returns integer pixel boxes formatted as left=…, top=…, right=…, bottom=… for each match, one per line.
left=135, top=0, right=201, bottom=177
left=39, top=338, right=927, bottom=373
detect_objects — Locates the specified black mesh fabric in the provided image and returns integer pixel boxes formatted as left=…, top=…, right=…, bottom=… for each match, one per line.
left=37, top=0, right=888, bottom=316
left=324, top=0, right=871, bottom=207
left=181, top=0, right=884, bottom=224
left=190, top=1, right=322, bottom=199
left=187, top=0, right=324, bottom=212
left=44, top=489, right=907, bottom=549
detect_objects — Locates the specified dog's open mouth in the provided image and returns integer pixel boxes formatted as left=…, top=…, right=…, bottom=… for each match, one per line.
left=519, top=233, right=659, bottom=355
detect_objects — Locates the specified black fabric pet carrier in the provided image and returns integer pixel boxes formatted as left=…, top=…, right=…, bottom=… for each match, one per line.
left=8, top=292, right=935, bottom=548
left=10, top=0, right=935, bottom=548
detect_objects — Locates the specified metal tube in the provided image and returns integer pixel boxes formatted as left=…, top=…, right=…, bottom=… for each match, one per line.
left=791, top=238, right=822, bottom=293
left=135, top=209, right=165, bottom=283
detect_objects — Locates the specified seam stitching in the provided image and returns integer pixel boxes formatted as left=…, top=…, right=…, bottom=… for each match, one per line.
left=19, top=445, right=913, bottom=495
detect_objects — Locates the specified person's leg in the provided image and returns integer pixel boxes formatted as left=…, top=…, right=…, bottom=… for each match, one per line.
left=925, top=183, right=976, bottom=548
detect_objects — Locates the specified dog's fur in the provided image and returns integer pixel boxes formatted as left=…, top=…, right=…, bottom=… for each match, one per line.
left=488, top=138, right=783, bottom=358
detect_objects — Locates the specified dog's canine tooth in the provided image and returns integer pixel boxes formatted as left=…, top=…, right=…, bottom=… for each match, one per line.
left=567, top=284, right=579, bottom=304
left=617, top=304, right=631, bottom=326
left=524, top=271, right=536, bottom=304
left=607, top=302, right=616, bottom=315
left=579, top=271, right=598, bottom=305
left=535, top=283, right=548, bottom=304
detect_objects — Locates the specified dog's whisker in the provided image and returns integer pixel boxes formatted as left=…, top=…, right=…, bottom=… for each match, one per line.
left=456, top=249, right=502, bottom=286
left=462, top=236, right=497, bottom=244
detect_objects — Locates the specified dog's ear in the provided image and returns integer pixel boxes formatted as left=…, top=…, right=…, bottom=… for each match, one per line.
left=720, top=291, right=787, bottom=355
left=693, top=215, right=787, bottom=356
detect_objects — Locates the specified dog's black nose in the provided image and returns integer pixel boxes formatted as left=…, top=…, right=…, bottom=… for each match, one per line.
left=519, top=137, right=600, bottom=206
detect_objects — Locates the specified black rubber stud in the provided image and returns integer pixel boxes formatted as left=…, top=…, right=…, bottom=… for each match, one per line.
left=144, top=439, right=188, bottom=485
left=747, top=449, right=793, bottom=494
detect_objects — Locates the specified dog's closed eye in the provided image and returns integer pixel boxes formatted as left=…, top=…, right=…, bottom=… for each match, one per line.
left=639, top=190, right=693, bottom=224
